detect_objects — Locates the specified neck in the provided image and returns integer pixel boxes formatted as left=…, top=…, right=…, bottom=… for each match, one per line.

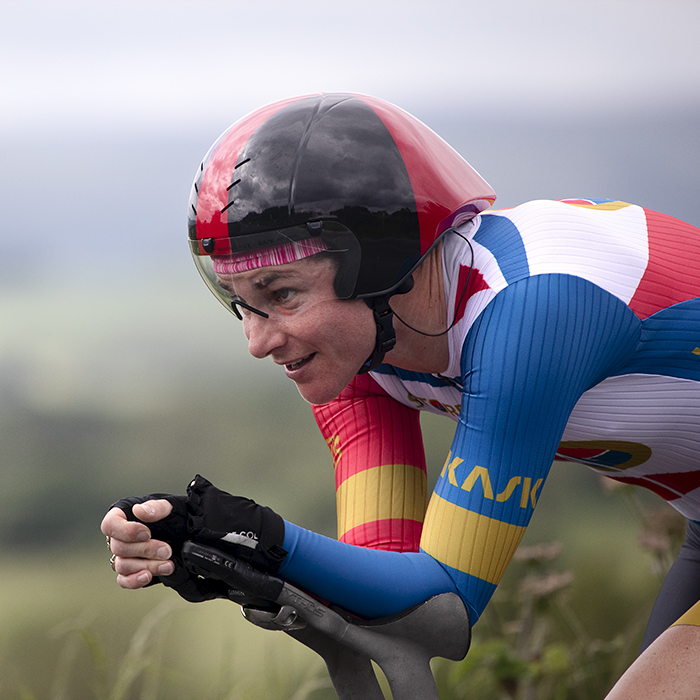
left=384, top=244, right=449, bottom=374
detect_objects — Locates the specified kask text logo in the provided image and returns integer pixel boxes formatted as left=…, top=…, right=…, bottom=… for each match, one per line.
left=440, top=451, right=543, bottom=509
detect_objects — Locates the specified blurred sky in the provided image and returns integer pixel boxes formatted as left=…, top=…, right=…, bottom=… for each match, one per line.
left=1, top=0, right=699, bottom=411
left=3, top=0, right=700, bottom=131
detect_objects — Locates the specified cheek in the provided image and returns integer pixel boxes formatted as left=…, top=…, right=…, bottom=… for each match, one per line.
left=294, top=299, right=376, bottom=362
left=336, top=302, right=375, bottom=348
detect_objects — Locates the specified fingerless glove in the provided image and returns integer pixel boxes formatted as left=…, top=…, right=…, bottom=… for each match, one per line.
left=109, top=476, right=287, bottom=602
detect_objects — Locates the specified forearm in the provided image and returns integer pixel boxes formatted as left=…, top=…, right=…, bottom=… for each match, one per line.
left=278, top=520, right=460, bottom=619
left=605, top=624, right=700, bottom=700
left=314, top=374, right=429, bottom=552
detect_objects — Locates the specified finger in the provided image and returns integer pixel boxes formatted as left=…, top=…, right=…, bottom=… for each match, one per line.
left=114, top=555, right=175, bottom=579
left=117, top=570, right=154, bottom=589
left=102, top=507, right=152, bottom=544
left=132, top=499, right=174, bottom=523
left=109, top=538, right=172, bottom=561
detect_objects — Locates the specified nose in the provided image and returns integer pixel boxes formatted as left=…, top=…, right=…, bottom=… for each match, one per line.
left=243, top=313, right=286, bottom=359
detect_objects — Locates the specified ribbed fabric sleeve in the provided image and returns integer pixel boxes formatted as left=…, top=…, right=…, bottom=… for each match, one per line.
left=312, top=374, right=429, bottom=551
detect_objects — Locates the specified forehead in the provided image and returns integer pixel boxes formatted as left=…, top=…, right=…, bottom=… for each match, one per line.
left=224, top=256, right=334, bottom=289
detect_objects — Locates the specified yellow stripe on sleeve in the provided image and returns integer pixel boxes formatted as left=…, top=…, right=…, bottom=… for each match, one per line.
left=420, top=492, right=526, bottom=585
left=672, top=600, right=700, bottom=628
left=336, top=463, right=428, bottom=539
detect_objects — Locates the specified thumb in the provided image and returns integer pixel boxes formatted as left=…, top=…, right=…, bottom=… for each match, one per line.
left=132, top=499, right=174, bottom=522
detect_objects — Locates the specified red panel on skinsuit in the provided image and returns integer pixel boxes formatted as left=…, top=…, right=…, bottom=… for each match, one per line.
left=313, top=374, right=427, bottom=552
left=341, top=518, right=424, bottom=552
left=628, top=210, right=700, bottom=320
left=453, top=265, right=490, bottom=325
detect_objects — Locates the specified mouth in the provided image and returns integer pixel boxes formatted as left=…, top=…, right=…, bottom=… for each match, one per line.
left=284, top=354, right=314, bottom=372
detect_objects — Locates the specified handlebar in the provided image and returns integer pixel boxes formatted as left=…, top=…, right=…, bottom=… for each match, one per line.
left=182, top=541, right=471, bottom=700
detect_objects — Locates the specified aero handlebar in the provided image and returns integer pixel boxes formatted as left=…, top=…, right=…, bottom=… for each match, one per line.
left=182, top=541, right=471, bottom=700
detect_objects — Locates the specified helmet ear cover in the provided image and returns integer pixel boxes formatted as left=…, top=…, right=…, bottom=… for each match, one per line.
left=311, top=221, right=362, bottom=301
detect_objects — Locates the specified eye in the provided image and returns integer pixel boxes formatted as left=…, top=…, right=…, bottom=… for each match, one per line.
left=217, top=277, right=235, bottom=295
left=272, top=287, right=295, bottom=303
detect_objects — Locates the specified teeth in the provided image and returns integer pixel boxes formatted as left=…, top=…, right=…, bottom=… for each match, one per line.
left=287, top=355, right=311, bottom=371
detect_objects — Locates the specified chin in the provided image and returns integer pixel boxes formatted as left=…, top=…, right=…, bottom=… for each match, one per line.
left=293, top=375, right=354, bottom=405
left=295, top=384, right=339, bottom=406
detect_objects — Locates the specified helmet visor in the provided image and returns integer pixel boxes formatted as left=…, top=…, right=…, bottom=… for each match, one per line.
left=192, top=245, right=344, bottom=321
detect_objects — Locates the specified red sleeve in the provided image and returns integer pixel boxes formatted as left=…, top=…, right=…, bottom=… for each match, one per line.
left=312, top=373, right=428, bottom=552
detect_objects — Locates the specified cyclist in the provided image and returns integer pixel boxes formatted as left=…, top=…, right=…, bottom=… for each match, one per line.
left=102, top=93, right=700, bottom=653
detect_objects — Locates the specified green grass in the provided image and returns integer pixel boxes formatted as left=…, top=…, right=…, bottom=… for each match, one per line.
left=0, top=548, right=335, bottom=700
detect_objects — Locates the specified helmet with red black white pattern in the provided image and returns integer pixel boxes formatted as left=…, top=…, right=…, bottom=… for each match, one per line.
left=188, top=93, right=495, bottom=304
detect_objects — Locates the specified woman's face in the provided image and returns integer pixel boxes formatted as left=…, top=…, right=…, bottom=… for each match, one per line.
left=224, top=256, right=376, bottom=404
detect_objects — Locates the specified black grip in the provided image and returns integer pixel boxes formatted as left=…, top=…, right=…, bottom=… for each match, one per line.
left=182, top=541, right=285, bottom=603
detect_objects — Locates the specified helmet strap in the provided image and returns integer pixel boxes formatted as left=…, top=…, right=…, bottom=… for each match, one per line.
left=357, top=276, right=414, bottom=374
left=358, top=295, right=396, bottom=374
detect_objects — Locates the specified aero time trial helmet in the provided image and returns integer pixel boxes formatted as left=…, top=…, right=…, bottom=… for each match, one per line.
left=188, top=93, right=495, bottom=370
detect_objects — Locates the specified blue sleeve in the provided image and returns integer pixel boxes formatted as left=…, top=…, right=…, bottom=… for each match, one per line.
left=278, top=274, right=641, bottom=621
left=421, top=274, right=640, bottom=619
left=279, top=523, right=458, bottom=618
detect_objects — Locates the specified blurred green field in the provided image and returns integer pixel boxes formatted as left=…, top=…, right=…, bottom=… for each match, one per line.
left=0, top=512, right=664, bottom=700
left=0, top=547, right=337, bottom=699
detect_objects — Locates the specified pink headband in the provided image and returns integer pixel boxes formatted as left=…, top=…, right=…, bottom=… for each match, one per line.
left=212, top=238, right=329, bottom=275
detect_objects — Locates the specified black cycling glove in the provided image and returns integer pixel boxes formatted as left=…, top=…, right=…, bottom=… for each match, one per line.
left=109, top=476, right=287, bottom=603
left=186, top=474, right=287, bottom=574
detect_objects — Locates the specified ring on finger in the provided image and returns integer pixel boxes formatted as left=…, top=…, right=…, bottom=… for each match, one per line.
left=106, top=535, right=112, bottom=551
left=110, top=554, right=117, bottom=572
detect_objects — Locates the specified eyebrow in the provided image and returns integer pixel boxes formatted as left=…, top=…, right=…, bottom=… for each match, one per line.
left=251, top=271, right=299, bottom=290
left=217, top=277, right=235, bottom=294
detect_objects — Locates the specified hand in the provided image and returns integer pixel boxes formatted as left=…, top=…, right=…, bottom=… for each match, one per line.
left=102, top=487, right=232, bottom=603
left=187, top=474, right=287, bottom=574
left=101, top=499, right=176, bottom=589
left=102, top=476, right=286, bottom=603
